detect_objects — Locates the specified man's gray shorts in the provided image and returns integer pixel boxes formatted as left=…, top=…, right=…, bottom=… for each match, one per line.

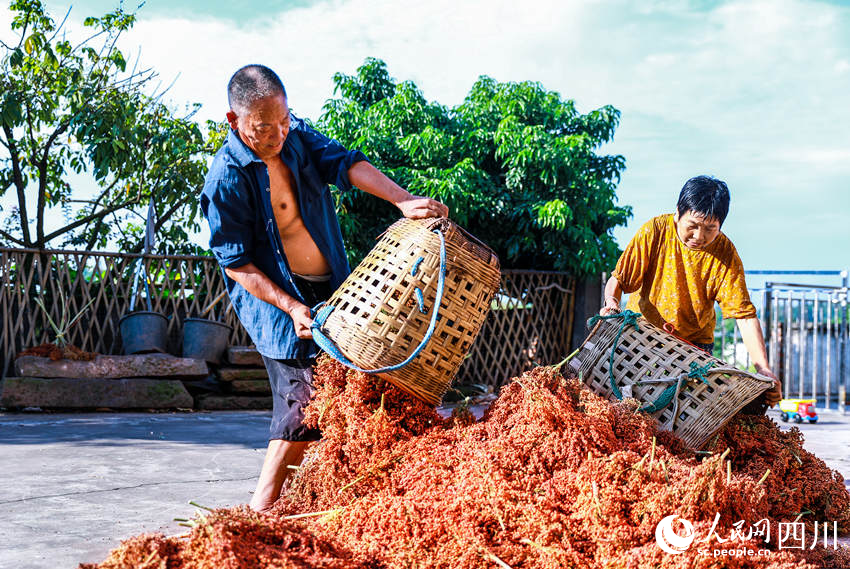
left=262, top=356, right=321, bottom=442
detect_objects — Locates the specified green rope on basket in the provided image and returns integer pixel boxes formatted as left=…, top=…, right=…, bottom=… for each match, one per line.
left=586, top=310, right=642, bottom=401
left=687, top=361, right=715, bottom=385
left=636, top=361, right=716, bottom=414
left=586, top=310, right=717, bottom=415
left=638, top=377, right=686, bottom=414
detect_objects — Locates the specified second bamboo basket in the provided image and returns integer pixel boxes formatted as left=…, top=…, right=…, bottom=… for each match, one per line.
left=569, top=311, right=775, bottom=449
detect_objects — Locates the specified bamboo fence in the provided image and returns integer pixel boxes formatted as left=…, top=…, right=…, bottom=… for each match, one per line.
left=0, top=248, right=574, bottom=388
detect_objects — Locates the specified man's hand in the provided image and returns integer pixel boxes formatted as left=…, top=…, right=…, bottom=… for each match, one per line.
left=396, top=195, right=449, bottom=219
left=348, top=162, right=449, bottom=219
left=756, top=365, right=781, bottom=407
left=288, top=303, right=314, bottom=340
left=225, top=264, right=317, bottom=339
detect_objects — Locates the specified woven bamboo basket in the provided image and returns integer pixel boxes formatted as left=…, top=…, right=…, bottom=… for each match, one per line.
left=311, top=217, right=501, bottom=406
left=569, top=312, right=775, bottom=449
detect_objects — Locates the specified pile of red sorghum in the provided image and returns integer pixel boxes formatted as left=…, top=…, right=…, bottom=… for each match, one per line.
left=84, top=356, right=850, bottom=569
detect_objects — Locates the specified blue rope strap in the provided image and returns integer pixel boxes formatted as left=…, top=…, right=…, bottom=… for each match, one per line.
left=411, top=256, right=427, bottom=312
left=311, top=229, right=447, bottom=374
left=411, top=256, right=424, bottom=276
left=414, top=288, right=426, bottom=313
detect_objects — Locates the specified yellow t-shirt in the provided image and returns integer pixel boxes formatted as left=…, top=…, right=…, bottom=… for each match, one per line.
left=611, top=214, right=756, bottom=344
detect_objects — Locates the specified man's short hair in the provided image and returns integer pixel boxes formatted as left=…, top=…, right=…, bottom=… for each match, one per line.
left=227, top=64, right=287, bottom=114
left=676, top=175, right=730, bottom=226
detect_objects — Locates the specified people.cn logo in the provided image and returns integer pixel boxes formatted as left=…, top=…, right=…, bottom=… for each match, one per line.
left=655, top=514, right=696, bottom=554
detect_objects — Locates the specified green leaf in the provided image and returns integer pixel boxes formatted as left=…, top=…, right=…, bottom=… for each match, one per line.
left=1, top=96, right=23, bottom=127
left=111, top=50, right=126, bottom=72
left=10, top=48, right=24, bottom=67
left=44, top=46, right=58, bottom=68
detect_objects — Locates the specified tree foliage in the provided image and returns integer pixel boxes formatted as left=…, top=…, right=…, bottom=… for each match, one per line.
left=319, top=58, right=631, bottom=275
left=0, top=0, right=222, bottom=253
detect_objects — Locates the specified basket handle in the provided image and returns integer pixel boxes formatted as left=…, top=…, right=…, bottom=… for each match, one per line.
left=705, top=366, right=776, bottom=384
left=310, top=229, right=447, bottom=374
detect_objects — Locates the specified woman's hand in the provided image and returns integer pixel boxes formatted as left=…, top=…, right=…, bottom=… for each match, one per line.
left=599, top=296, right=621, bottom=316
left=756, top=365, right=781, bottom=407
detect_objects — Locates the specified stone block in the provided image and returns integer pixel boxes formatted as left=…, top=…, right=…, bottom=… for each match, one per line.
left=0, top=377, right=193, bottom=409
left=217, top=368, right=268, bottom=382
left=196, top=395, right=272, bottom=410
left=229, top=380, right=271, bottom=395
left=226, top=347, right=263, bottom=366
left=14, top=354, right=208, bottom=379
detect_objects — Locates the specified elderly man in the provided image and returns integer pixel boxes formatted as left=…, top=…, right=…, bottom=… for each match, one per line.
left=200, top=64, right=447, bottom=512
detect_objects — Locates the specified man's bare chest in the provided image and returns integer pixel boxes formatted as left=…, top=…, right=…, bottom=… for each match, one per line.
left=266, top=161, right=302, bottom=230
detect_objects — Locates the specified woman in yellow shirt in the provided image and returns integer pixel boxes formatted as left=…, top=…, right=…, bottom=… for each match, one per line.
left=601, top=175, right=781, bottom=406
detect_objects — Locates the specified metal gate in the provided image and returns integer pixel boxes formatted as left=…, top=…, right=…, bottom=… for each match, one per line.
left=715, top=271, right=849, bottom=411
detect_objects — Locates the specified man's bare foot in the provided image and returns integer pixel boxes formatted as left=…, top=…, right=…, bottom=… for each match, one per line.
left=248, top=495, right=276, bottom=513
left=249, top=477, right=293, bottom=513
left=249, top=440, right=309, bottom=513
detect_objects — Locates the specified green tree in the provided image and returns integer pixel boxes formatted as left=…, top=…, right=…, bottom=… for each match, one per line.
left=319, top=58, right=631, bottom=275
left=0, top=0, right=220, bottom=254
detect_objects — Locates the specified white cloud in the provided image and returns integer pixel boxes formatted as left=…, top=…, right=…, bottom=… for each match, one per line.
left=774, top=147, right=850, bottom=169
left=29, top=0, right=848, bottom=149
left=3, top=0, right=849, bottom=268
left=113, top=0, right=593, bottom=122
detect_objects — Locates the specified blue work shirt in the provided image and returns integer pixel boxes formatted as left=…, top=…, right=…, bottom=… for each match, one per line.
left=200, top=117, right=368, bottom=359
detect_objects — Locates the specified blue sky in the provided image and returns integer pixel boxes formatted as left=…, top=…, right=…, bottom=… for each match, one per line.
left=3, top=0, right=849, bottom=277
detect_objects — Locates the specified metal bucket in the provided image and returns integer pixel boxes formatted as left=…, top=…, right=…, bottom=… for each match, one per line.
left=119, top=311, right=169, bottom=354
left=182, top=318, right=232, bottom=365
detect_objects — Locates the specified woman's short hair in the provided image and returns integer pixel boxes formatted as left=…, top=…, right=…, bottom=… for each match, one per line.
left=676, top=175, right=730, bottom=225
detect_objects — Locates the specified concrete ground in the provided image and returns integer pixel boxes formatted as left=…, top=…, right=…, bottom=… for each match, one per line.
left=0, top=411, right=269, bottom=569
left=0, top=408, right=848, bottom=569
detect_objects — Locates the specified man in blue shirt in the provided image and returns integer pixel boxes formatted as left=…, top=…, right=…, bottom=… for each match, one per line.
left=201, top=64, right=448, bottom=512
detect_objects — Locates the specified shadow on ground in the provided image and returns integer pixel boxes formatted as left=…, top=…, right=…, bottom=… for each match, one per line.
left=0, top=410, right=272, bottom=447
